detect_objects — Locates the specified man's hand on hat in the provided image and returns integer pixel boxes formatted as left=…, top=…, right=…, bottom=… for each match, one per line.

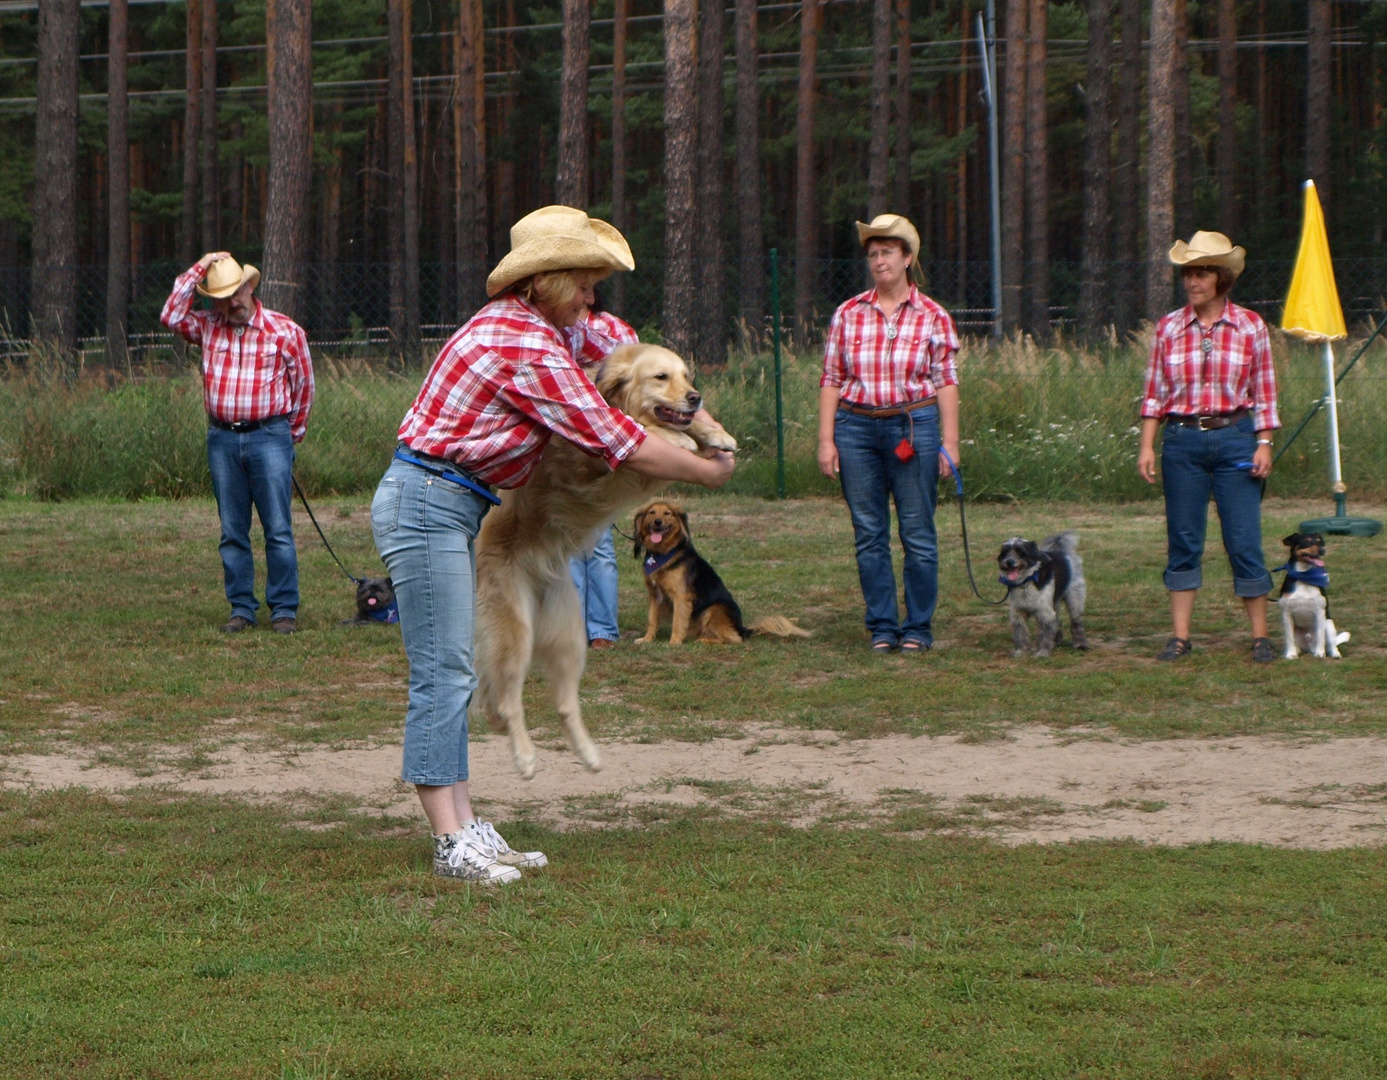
left=197, top=251, right=234, bottom=271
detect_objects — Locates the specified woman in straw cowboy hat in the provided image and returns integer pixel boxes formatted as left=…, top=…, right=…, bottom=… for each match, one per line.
left=371, top=206, right=734, bottom=884
left=817, top=213, right=961, bottom=653
left=1137, top=230, right=1281, bottom=663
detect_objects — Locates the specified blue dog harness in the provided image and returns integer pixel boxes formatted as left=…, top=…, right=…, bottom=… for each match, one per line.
left=1272, top=563, right=1330, bottom=590
left=643, top=549, right=681, bottom=577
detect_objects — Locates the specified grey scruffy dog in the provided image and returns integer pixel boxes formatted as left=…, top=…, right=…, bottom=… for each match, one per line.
left=996, top=531, right=1089, bottom=658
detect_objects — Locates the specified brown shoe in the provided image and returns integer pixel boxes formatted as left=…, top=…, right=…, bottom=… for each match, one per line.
left=588, top=638, right=618, bottom=650
left=271, top=617, right=297, bottom=635
left=221, top=615, right=254, bottom=633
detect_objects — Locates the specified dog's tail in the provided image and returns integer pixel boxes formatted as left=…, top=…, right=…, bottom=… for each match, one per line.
left=747, top=615, right=813, bottom=639
left=1335, top=630, right=1351, bottom=646
left=1042, top=530, right=1079, bottom=556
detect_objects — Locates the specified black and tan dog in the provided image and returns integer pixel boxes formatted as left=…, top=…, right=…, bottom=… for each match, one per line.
left=632, top=500, right=811, bottom=645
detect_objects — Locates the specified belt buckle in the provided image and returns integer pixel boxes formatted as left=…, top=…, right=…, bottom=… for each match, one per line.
left=1197, top=416, right=1216, bottom=431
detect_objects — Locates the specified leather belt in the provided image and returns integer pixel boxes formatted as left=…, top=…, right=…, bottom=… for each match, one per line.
left=1165, top=409, right=1249, bottom=431
left=838, top=396, right=937, bottom=419
left=209, top=415, right=286, bottom=433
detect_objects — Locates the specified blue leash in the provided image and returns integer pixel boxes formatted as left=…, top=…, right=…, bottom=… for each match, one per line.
left=937, top=446, right=1009, bottom=607
left=393, top=451, right=502, bottom=506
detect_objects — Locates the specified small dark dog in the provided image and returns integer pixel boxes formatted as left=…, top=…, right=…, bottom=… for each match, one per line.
left=632, top=500, right=811, bottom=644
left=996, top=532, right=1089, bottom=657
left=1276, top=532, right=1348, bottom=659
left=344, top=577, right=398, bottom=625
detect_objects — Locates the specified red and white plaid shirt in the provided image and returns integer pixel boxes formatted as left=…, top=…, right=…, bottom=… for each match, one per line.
left=821, top=285, right=960, bottom=407
left=577, top=309, right=639, bottom=356
left=161, top=264, right=315, bottom=443
left=1141, top=301, right=1280, bottom=431
left=397, top=295, right=647, bottom=489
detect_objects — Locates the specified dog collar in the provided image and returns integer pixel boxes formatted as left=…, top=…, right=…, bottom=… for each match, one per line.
left=1273, top=562, right=1330, bottom=590
left=998, top=569, right=1040, bottom=591
left=643, top=549, right=680, bottom=576
left=368, top=597, right=400, bottom=623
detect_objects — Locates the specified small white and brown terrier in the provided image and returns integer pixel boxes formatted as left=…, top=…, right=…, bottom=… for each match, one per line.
left=996, top=532, right=1089, bottom=658
left=1276, top=532, right=1349, bottom=660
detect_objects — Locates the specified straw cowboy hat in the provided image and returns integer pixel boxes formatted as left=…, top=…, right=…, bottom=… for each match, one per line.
left=1168, top=230, right=1246, bottom=279
left=855, top=213, right=921, bottom=257
left=196, top=256, right=260, bottom=299
left=855, top=213, right=926, bottom=285
left=486, top=206, right=635, bottom=298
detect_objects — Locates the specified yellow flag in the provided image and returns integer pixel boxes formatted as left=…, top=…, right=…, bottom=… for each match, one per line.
left=1282, top=180, right=1347, bottom=343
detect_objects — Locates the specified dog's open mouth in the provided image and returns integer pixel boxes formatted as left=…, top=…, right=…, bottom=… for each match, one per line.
left=1000, top=566, right=1026, bottom=583
left=1300, top=555, right=1325, bottom=567
left=654, top=406, right=695, bottom=427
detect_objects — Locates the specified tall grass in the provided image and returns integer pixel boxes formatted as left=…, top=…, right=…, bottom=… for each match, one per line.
left=4, top=332, right=1387, bottom=501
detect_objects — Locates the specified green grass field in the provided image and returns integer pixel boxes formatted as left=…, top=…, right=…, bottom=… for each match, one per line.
left=3, top=487, right=1387, bottom=1076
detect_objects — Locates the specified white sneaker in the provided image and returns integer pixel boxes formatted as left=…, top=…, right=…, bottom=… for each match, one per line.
left=432, top=832, right=522, bottom=885
left=465, top=819, right=549, bottom=869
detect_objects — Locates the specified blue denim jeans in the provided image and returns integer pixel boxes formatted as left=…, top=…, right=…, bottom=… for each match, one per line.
left=1161, top=416, right=1272, bottom=597
left=206, top=417, right=299, bottom=622
left=569, top=527, right=620, bottom=641
left=371, top=458, right=491, bottom=786
left=834, top=404, right=942, bottom=645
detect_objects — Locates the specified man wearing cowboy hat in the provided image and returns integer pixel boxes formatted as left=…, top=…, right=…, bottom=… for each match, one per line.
left=161, top=251, right=316, bottom=634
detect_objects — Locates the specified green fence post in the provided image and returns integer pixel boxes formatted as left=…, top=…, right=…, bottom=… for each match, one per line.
left=771, top=249, right=785, bottom=499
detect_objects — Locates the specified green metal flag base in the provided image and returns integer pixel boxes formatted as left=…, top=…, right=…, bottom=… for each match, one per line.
left=1300, top=494, right=1382, bottom=537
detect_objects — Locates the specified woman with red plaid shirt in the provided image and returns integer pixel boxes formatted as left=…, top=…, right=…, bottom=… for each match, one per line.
left=817, top=214, right=961, bottom=653
left=1137, top=231, right=1281, bottom=664
left=371, top=208, right=734, bottom=884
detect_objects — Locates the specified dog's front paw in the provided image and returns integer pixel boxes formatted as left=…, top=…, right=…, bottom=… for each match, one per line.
left=634, top=634, right=654, bottom=645
left=690, top=420, right=738, bottom=454
left=1011, top=648, right=1027, bottom=659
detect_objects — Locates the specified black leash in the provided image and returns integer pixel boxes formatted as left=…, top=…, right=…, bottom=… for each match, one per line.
left=938, top=447, right=1009, bottom=607
left=292, top=475, right=365, bottom=586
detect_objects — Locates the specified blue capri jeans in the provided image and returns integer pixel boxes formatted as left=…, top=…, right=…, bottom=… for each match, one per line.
left=371, top=459, right=492, bottom=786
left=1160, top=416, right=1272, bottom=598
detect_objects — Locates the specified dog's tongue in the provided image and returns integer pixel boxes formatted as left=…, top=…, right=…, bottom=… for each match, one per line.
left=1306, top=556, right=1325, bottom=567
left=1005, top=568, right=1022, bottom=582
left=367, top=597, right=378, bottom=606
left=650, top=531, right=664, bottom=545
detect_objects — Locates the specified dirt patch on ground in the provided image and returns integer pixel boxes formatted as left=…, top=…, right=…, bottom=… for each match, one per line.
left=6, top=727, right=1386, bottom=848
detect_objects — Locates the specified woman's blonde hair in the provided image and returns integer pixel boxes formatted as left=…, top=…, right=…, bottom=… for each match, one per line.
left=514, top=268, right=609, bottom=310
left=864, top=236, right=927, bottom=288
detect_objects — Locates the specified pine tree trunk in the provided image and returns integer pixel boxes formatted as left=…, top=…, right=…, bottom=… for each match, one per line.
left=1307, top=0, right=1332, bottom=204
left=662, top=0, right=698, bottom=359
left=696, top=0, right=726, bottom=367
left=200, top=0, right=218, bottom=251
left=1172, top=0, right=1192, bottom=241
left=1079, top=0, right=1111, bottom=336
left=32, top=0, right=80, bottom=357
left=1145, top=0, right=1177, bottom=323
left=262, top=0, right=313, bottom=323
left=181, top=0, right=201, bottom=265
left=893, top=0, right=911, bottom=214
left=733, top=0, right=763, bottom=334
left=321, top=104, right=344, bottom=334
left=388, top=0, right=420, bottom=361
left=106, top=0, right=130, bottom=367
left=1111, top=0, right=1141, bottom=330
left=1217, top=0, right=1238, bottom=234
left=867, top=0, right=892, bottom=216
left=455, top=0, right=488, bottom=317
left=556, top=0, right=591, bottom=208
left=1024, top=0, right=1048, bottom=337
left=793, top=0, right=821, bottom=341
left=610, top=0, right=628, bottom=314
left=1001, top=0, right=1025, bottom=333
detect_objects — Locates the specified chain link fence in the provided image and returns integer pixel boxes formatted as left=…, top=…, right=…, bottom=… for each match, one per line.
left=4, top=255, right=1387, bottom=364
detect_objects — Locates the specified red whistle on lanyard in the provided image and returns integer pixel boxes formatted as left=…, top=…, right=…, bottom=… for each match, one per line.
left=894, top=437, right=915, bottom=463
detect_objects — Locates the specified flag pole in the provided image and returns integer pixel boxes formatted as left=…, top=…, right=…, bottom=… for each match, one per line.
left=1321, top=341, right=1346, bottom=519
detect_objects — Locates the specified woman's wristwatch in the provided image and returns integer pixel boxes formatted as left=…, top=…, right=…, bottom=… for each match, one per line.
left=1256, top=438, right=1273, bottom=447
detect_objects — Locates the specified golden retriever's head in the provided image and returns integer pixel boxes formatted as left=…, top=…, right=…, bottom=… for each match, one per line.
left=596, top=344, right=702, bottom=432
left=632, top=499, right=689, bottom=557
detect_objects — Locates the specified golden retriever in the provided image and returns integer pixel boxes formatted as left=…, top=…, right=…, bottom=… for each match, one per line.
left=470, top=343, right=737, bottom=779
left=633, top=499, right=811, bottom=645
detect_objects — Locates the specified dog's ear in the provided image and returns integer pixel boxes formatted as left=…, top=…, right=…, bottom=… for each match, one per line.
left=1282, top=533, right=1298, bottom=548
left=675, top=505, right=690, bottom=540
left=384, top=577, right=393, bottom=591
left=632, top=507, right=648, bottom=558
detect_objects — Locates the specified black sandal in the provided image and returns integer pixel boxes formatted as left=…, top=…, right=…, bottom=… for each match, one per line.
left=1251, top=637, right=1275, bottom=664
left=1156, top=636, right=1192, bottom=662
left=871, top=637, right=898, bottom=653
